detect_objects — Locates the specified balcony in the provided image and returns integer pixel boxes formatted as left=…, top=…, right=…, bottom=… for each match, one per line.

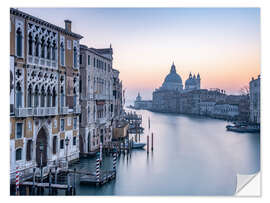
left=73, top=105, right=81, bottom=114
left=94, top=94, right=109, bottom=101
left=15, top=107, right=58, bottom=117
left=96, top=117, right=107, bottom=125
left=59, top=106, right=69, bottom=115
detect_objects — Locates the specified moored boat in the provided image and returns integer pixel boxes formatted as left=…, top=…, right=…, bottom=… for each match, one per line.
left=226, top=124, right=260, bottom=133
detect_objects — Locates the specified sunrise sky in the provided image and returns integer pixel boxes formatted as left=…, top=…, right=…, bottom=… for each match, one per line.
left=19, top=8, right=260, bottom=103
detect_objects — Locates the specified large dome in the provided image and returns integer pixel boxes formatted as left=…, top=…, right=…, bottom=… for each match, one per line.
left=163, top=63, right=182, bottom=84
left=161, top=63, right=183, bottom=91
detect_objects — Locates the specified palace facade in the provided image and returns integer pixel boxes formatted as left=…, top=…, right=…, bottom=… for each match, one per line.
left=10, top=8, right=83, bottom=178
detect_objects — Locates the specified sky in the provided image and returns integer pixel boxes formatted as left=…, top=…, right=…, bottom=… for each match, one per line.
left=19, top=8, right=260, bottom=102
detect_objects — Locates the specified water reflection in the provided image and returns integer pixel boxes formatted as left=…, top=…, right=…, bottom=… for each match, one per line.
left=72, top=109, right=260, bottom=196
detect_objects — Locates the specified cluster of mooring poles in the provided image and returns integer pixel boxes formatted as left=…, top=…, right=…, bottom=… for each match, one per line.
left=146, top=116, right=154, bottom=154
left=12, top=164, right=76, bottom=196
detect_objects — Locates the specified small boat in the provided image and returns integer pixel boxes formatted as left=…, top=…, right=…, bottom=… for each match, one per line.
left=125, top=140, right=146, bottom=149
left=132, top=141, right=146, bottom=149
left=226, top=124, right=260, bottom=133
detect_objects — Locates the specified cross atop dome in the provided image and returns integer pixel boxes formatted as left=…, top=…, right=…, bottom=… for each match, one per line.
left=170, top=62, right=176, bottom=73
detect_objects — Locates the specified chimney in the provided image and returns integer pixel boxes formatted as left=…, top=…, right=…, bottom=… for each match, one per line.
left=64, top=20, right=72, bottom=32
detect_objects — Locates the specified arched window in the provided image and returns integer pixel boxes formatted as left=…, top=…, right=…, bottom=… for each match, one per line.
left=35, top=35, right=39, bottom=57
left=47, top=39, right=51, bottom=60
left=16, top=28, right=22, bottom=57
left=26, top=140, right=32, bottom=161
left=34, top=85, right=39, bottom=107
left=40, top=86, right=45, bottom=107
left=52, top=41, right=56, bottom=61
left=41, top=37, right=45, bottom=58
left=27, top=85, right=32, bottom=107
left=47, top=87, right=51, bottom=107
left=16, top=148, right=22, bottom=161
left=28, top=33, right=33, bottom=55
left=73, top=47, right=77, bottom=68
left=52, top=87, right=57, bottom=107
left=60, top=42, right=64, bottom=66
left=16, top=82, right=22, bottom=108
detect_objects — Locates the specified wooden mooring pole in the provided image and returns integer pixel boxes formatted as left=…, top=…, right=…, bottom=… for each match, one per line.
left=147, top=135, right=149, bottom=154
left=151, top=132, right=154, bottom=151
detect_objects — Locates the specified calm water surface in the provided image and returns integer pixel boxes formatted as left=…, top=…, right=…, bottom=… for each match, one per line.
left=71, top=109, right=260, bottom=196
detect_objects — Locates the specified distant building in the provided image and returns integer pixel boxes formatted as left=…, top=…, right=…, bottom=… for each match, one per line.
left=212, top=102, right=239, bottom=119
left=249, top=75, right=260, bottom=124
left=134, top=93, right=152, bottom=110
left=152, top=62, right=201, bottom=112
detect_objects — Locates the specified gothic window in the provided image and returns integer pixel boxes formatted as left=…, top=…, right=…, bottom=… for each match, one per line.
left=28, top=33, right=33, bottom=55
left=60, top=42, right=65, bottom=66
left=35, top=35, right=39, bottom=57
left=73, top=46, right=77, bottom=68
left=47, top=87, right=51, bottom=107
left=41, top=37, right=45, bottom=58
left=47, top=39, right=51, bottom=59
left=34, top=85, right=39, bottom=107
left=26, top=140, right=32, bottom=161
left=27, top=85, right=32, bottom=107
left=88, top=55, right=90, bottom=65
left=16, top=148, right=22, bottom=161
left=52, top=87, right=57, bottom=107
left=52, top=41, right=56, bottom=61
left=52, top=136, right=57, bottom=154
left=16, top=82, right=22, bottom=108
left=41, top=86, right=45, bottom=107
left=16, top=28, right=23, bottom=57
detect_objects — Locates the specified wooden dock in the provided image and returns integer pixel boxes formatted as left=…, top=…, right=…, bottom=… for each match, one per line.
left=80, top=170, right=116, bottom=186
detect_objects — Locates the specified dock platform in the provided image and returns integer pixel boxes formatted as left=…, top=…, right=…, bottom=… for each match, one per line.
left=80, top=170, right=116, bottom=186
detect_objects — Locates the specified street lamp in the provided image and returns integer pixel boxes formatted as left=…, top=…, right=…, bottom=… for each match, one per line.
left=39, top=142, right=44, bottom=183
left=65, top=137, right=70, bottom=168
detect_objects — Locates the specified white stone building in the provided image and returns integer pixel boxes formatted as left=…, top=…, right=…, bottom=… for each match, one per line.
left=249, top=75, right=260, bottom=124
left=79, top=44, right=115, bottom=153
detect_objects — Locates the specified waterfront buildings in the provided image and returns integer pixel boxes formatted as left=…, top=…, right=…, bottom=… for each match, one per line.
left=79, top=44, right=123, bottom=153
left=134, top=93, right=152, bottom=110
left=249, top=75, right=260, bottom=124
left=151, top=63, right=244, bottom=120
left=10, top=8, right=83, bottom=178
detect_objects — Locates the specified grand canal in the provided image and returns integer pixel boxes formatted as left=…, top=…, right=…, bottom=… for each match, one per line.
left=71, top=109, right=260, bottom=196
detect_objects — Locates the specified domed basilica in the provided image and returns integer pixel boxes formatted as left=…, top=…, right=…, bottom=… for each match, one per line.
left=159, top=62, right=200, bottom=92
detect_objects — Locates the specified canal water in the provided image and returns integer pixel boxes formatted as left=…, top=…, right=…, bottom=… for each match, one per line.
left=71, top=109, right=260, bottom=196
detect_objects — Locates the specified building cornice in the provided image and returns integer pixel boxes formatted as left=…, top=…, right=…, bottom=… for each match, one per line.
left=10, top=8, right=83, bottom=40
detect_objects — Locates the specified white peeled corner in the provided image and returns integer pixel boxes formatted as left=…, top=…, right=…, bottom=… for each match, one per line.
left=235, top=172, right=260, bottom=196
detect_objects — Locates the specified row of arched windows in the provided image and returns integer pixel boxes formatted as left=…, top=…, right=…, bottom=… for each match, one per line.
left=27, top=85, right=57, bottom=108
left=28, top=32, right=57, bottom=61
